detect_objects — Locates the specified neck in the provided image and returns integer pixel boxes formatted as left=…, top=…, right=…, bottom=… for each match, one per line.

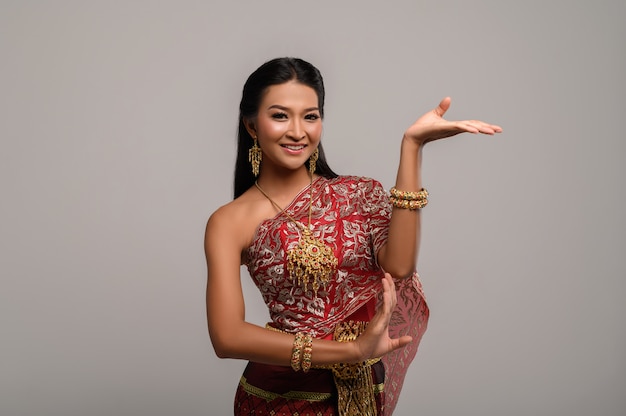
left=256, top=167, right=314, bottom=198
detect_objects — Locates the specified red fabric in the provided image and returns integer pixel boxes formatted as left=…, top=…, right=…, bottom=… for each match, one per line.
left=234, top=361, right=385, bottom=416
left=321, top=300, right=375, bottom=340
left=243, top=176, right=429, bottom=415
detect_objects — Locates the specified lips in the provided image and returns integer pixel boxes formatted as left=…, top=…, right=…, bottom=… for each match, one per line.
left=281, top=144, right=306, bottom=150
left=281, top=144, right=307, bottom=152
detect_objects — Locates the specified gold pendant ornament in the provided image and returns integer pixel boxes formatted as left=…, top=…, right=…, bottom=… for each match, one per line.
left=287, top=227, right=338, bottom=296
left=255, top=176, right=338, bottom=296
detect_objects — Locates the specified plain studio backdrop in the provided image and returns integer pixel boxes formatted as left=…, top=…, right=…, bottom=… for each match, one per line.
left=1, top=1, right=624, bottom=415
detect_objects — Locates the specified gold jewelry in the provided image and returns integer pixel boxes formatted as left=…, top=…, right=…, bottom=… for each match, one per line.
left=301, top=333, right=313, bottom=373
left=248, top=138, right=262, bottom=177
left=291, top=332, right=305, bottom=371
left=389, top=187, right=428, bottom=201
left=266, top=322, right=381, bottom=414
left=255, top=177, right=338, bottom=296
left=389, top=187, right=429, bottom=210
left=325, top=321, right=380, bottom=416
left=390, top=195, right=428, bottom=210
left=308, top=147, right=319, bottom=175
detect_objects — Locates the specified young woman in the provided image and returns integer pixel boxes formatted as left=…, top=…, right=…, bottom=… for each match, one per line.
left=205, top=57, right=501, bottom=415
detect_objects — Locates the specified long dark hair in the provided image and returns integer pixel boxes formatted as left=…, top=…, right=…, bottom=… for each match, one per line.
left=233, top=57, right=338, bottom=198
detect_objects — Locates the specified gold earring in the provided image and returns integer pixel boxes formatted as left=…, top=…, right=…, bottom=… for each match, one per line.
left=249, top=138, right=262, bottom=177
left=308, top=148, right=319, bottom=175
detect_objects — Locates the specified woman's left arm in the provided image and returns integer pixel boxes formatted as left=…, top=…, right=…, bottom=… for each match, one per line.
left=377, top=97, right=502, bottom=278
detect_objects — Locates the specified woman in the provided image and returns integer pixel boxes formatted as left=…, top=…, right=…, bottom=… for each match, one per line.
left=205, top=57, right=501, bottom=415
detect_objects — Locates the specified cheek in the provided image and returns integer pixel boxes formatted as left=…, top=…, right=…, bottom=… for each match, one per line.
left=257, top=119, right=286, bottom=137
left=308, top=124, right=323, bottom=140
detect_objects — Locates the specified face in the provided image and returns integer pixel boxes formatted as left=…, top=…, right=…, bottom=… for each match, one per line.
left=246, top=81, right=322, bottom=175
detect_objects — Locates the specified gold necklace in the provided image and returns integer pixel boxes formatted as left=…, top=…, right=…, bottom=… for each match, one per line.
left=255, top=177, right=338, bottom=296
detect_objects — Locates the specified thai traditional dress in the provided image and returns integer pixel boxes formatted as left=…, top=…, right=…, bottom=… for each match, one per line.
left=235, top=176, right=429, bottom=416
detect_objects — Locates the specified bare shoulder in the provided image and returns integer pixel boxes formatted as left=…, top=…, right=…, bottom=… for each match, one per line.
left=205, top=190, right=271, bottom=253
left=206, top=199, right=246, bottom=249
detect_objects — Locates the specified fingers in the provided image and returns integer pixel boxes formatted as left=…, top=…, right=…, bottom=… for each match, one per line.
left=467, top=120, right=503, bottom=134
left=392, top=335, right=414, bottom=349
left=382, top=274, right=412, bottom=350
left=378, top=278, right=391, bottom=319
left=370, top=274, right=395, bottom=328
left=488, top=123, right=503, bottom=134
left=381, top=273, right=397, bottom=315
left=385, top=273, right=397, bottom=307
left=354, top=274, right=413, bottom=359
left=432, top=97, right=502, bottom=135
left=455, top=120, right=503, bottom=135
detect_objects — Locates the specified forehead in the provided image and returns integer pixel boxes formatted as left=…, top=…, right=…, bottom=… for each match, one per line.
left=260, top=81, right=319, bottom=109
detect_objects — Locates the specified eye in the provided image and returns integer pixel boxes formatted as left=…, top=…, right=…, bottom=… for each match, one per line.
left=305, top=113, right=320, bottom=121
left=271, top=112, right=288, bottom=120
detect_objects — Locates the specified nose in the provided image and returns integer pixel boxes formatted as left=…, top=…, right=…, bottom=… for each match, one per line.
left=287, top=119, right=305, bottom=141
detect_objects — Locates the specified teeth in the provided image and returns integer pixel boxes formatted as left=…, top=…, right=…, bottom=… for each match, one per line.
left=283, top=145, right=305, bottom=150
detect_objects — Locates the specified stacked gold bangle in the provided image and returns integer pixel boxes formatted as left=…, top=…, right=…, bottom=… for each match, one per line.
left=290, top=332, right=313, bottom=373
left=290, top=332, right=305, bottom=371
left=301, top=334, right=313, bottom=372
left=389, top=187, right=429, bottom=210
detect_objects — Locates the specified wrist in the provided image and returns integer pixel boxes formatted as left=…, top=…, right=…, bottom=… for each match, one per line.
left=400, top=136, right=424, bottom=168
left=401, top=135, right=424, bottom=153
left=347, top=340, right=366, bottom=364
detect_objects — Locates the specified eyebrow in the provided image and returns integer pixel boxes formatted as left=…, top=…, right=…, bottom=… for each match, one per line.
left=267, top=104, right=320, bottom=112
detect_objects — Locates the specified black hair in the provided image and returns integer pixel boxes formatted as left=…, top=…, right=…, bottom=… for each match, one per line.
left=233, top=57, right=338, bottom=198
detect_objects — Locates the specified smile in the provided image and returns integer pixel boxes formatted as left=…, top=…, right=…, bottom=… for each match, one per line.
left=281, top=144, right=307, bottom=151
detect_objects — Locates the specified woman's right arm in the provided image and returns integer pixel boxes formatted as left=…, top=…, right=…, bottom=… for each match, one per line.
left=205, top=206, right=411, bottom=366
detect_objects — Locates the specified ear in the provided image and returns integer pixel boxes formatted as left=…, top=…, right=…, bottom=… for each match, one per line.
left=243, top=118, right=257, bottom=139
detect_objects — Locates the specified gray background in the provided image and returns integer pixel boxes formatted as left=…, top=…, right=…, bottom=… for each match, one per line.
left=1, top=1, right=624, bottom=415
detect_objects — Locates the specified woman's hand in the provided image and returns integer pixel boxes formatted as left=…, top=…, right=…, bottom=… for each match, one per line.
left=404, top=97, right=502, bottom=147
left=353, top=273, right=413, bottom=361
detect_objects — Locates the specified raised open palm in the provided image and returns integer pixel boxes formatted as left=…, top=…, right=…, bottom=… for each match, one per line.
left=354, top=273, right=412, bottom=361
left=404, top=97, right=502, bottom=146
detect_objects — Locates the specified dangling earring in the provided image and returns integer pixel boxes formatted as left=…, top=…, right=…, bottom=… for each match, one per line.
left=308, top=147, right=319, bottom=175
left=249, top=137, right=262, bottom=177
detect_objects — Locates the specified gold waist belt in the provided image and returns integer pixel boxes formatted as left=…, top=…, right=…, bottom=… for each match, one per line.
left=326, top=321, right=381, bottom=416
left=268, top=321, right=381, bottom=416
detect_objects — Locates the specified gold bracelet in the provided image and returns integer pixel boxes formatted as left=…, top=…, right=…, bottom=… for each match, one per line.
left=301, top=333, right=313, bottom=373
left=389, top=187, right=429, bottom=201
left=291, top=332, right=305, bottom=372
left=390, top=195, right=428, bottom=210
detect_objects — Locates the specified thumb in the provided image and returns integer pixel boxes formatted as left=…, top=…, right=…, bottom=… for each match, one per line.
left=433, top=96, right=452, bottom=117
left=390, top=335, right=414, bottom=351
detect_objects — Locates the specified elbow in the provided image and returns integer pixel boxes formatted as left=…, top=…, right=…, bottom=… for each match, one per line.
left=207, top=312, right=245, bottom=359
left=383, top=264, right=416, bottom=280
left=213, top=342, right=237, bottom=358
left=213, top=346, right=231, bottom=359
left=381, top=262, right=416, bottom=280
left=376, top=247, right=416, bottom=280
left=387, top=268, right=415, bottom=280
left=209, top=326, right=242, bottom=359
left=211, top=337, right=237, bottom=359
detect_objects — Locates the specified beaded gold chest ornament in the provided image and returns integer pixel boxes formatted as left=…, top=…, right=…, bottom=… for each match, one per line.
left=255, top=177, right=338, bottom=296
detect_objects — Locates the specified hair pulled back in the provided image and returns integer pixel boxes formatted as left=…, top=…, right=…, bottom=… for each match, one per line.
left=233, top=57, right=338, bottom=198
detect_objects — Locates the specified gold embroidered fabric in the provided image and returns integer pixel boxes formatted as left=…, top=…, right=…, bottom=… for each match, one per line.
left=249, top=176, right=430, bottom=415
left=239, top=375, right=333, bottom=402
left=268, top=321, right=381, bottom=416
left=329, top=321, right=379, bottom=416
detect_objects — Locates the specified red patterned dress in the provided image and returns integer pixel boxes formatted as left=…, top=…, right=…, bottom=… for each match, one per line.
left=235, top=176, right=429, bottom=416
